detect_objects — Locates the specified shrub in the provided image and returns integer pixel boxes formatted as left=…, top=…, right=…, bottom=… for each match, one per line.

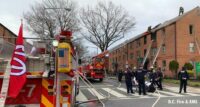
left=184, top=63, right=194, bottom=70
left=187, top=70, right=194, bottom=79
left=169, top=60, right=179, bottom=78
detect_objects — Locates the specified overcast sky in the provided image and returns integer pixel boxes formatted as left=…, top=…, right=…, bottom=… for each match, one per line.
left=0, top=0, right=200, bottom=52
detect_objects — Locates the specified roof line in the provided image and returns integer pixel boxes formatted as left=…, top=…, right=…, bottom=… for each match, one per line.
left=0, top=23, right=17, bottom=37
left=109, top=6, right=200, bottom=52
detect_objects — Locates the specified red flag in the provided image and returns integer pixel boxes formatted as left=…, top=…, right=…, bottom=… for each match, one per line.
left=8, top=23, right=26, bottom=98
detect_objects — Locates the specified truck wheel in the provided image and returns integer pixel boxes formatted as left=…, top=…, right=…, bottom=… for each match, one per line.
left=99, top=78, right=103, bottom=82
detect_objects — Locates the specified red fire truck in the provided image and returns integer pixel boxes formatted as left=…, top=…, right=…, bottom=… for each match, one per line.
left=0, top=31, right=79, bottom=107
left=82, top=51, right=109, bottom=82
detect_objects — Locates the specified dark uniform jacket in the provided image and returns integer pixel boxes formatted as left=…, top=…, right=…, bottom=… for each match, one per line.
left=156, top=70, right=163, bottom=80
left=149, top=71, right=156, bottom=82
left=178, top=70, right=189, bottom=80
left=135, top=69, right=148, bottom=82
left=124, top=70, right=133, bottom=83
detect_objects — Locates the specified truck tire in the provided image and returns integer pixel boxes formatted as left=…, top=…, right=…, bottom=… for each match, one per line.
left=99, top=78, right=103, bottom=82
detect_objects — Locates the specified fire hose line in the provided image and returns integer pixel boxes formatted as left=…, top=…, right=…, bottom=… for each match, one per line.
left=77, top=71, right=122, bottom=107
left=78, top=71, right=107, bottom=97
left=77, top=71, right=105, bottom=107
left=151, top=84, right=161, bottom=107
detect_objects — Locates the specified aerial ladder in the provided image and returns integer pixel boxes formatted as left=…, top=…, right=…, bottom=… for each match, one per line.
left=142, top=40, right=153, bottom=66
left=0, top=39, right=14, bottom=107
left=151, top=34, right=166, bottom=66
left=142, top=32, right=166, bottom=68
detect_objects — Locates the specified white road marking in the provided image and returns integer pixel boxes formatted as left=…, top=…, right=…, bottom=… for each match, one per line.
left=149, top=92, right=167, bottom=97
left=76, top=90, right=88, bottom=101
left=102, top=88, right=127, bottom=98
left=87, top=88, right=105, bottom=99
left=164, top=86, right=200, bottom=96
left=159, top=90, right=183, bottom=96
left=183, top=92, right=200, bottom=96
left=117, top=87, right=140, bottom=97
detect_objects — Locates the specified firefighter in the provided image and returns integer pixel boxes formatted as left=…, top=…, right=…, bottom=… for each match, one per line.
left=135, top=65, right=148, bottom=95
left=155, top=67, right=163, bottom=90
left=124, top=67, right=134, bottom=94
left=178, top=67, right=189, bottom=93
left=149, top=66, right=156, bottom=86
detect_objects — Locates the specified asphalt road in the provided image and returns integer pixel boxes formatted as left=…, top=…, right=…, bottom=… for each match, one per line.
left=76, top=77, right=200, bottom=107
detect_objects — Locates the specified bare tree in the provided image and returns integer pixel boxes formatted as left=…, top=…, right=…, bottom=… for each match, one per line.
left=24, top=0, right=79, bottom=39
left=72, top=38, right=89, bottom=59
left=80, top=1, right=136, bottom=52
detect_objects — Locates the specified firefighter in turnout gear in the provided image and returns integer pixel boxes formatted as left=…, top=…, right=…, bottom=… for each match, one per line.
left=149, top=66, right=156, bottom=86
left=178, top=67, right=189, bottom=93
left=155, top=67, right=163, bottom=90
left=135, top=65, right=148, bottom=95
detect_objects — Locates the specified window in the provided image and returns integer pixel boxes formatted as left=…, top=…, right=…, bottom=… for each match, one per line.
left=189, top=24, right=193, bottom=35
left=144, top=36, right=147, bottom=44
left=136, top=51, right=141, bottom=58
left=151, top=32, right=157, bottom=41
left=151, top=48, right=157, bottom=56
left=162, top=28, right=166, bottom=36
left=130, top=53, right=134, bottom=59
left=144, top=49, right=147, bottom=56
left=129, top=43, right=133, bottom=49
left=189, top=43, right=195, bottom=53
left=123, top=55, right=126, bottom=60
left=136, top=39, right=141, bottom=47
left=162, top=44, right=166, bottom=53
left=162, top=60, right=166, bottom=67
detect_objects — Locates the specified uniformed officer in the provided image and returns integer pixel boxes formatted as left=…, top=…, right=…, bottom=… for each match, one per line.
left=178, top=67, right=189, bottom=93
left=155, top=67, right=163, bottom=90
left=135, top=65, right=148, bottom=95
left=124, top=67, right=134, bottom=94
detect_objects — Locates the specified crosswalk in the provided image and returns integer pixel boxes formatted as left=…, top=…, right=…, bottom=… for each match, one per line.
left=76, top=86, right=200, bottom=101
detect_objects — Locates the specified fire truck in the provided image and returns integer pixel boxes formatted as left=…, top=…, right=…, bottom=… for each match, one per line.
left=0, top=31, right=79, bottom=107
left=82, top=51, right=109, bottom=82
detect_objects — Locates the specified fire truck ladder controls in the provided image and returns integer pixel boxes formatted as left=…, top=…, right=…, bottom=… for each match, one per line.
left=0, top=61, right=11, bottom=107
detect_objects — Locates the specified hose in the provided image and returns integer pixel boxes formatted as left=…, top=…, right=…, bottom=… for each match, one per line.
left=77, top=71, right=105, bottom=107
left=151, top=83, right=161, bottom=107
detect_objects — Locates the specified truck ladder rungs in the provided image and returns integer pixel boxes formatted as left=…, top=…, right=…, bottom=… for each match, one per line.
left=0, top=61, right=11, bottom=107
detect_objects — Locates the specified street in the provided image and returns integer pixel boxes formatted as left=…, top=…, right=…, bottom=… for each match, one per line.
left=76, top=77, right=200, bottom=107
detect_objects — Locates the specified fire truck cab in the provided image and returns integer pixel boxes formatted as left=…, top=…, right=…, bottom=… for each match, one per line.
left=82, top=51, right=109, bottom=82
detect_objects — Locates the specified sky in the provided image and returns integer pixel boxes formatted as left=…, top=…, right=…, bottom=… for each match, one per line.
left=0, top=0, right=200, bottom=53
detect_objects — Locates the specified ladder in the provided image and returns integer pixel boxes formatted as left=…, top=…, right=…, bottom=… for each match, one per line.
left=142, top=40, right=153, bottom=66
left=152, top=34, right=166, bottom=66
left=0, top=60, right=11, bottom=107
left=194, top=37, right=200, bottom=55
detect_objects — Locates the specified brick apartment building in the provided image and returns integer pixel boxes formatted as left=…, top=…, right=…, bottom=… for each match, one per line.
left=0, top=23, right=32, bottom=57
left=109, top=7, right=200, bottom=77
left=0, top=23, right=17, bottom=44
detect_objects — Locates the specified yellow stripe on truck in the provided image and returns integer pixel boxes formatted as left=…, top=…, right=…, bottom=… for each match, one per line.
left=42, top=79, right=49, bottom=90
left=41, top=95, right=53, bottom=107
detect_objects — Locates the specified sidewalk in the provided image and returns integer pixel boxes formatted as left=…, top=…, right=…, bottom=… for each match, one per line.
left=164, top=83, right=200, bottom=93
